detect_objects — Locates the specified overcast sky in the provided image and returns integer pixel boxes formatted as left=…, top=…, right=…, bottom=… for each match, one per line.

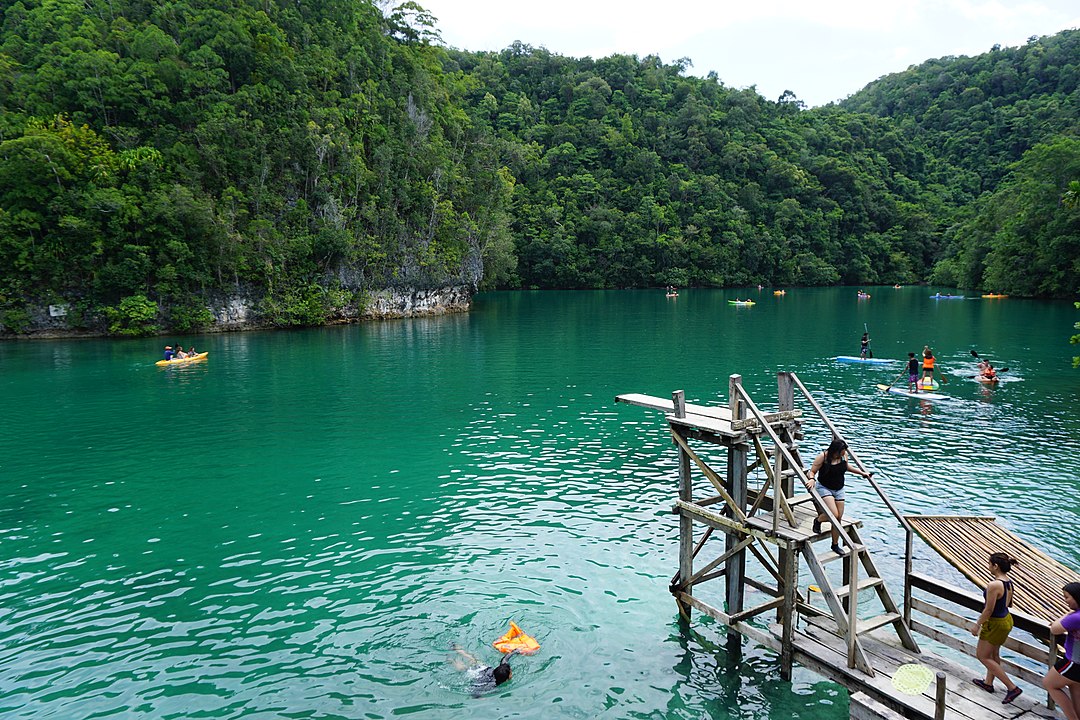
left=417, top=0, right=1080, bottom=107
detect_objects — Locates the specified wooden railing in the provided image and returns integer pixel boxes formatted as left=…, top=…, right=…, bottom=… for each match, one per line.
left=908, top=571, right=1058, bottom=705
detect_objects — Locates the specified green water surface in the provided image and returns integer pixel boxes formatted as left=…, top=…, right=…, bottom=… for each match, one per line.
left=1, top=286, right=1077, bottom=719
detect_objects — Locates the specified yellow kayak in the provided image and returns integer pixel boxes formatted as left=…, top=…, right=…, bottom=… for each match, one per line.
left=155, top=352, right=208, bottom=367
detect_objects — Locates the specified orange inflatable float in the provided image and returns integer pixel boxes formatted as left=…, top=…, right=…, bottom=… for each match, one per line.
left=492, top=621, right=540, bottom=655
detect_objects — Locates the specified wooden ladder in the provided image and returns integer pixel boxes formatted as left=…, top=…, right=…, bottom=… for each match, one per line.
left=798, top=522, right=920, bottom=676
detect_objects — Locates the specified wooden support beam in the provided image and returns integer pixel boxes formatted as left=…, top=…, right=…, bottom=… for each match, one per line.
left=729, top=596, right=786, bottom=623
left=673, top=592, right=783, bottom=654
left=670, top=430, right=746, bottom=521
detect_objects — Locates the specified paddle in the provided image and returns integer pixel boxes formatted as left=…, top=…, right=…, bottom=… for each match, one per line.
left=883, top=368, right=906, bottom=393
left=864, top=323, right=873, bottom=358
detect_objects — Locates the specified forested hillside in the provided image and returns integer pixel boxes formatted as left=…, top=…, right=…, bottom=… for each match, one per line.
left=0, top=2, right=1077, bottom=335
left=449, top=46, right=945, bottom=289
left=840, top=30, right=1080, bottom=295
left=0, top=0, right=512, bottom=333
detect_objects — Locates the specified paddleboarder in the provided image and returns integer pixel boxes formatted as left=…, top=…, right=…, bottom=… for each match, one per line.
left=907, top=353, right=920, bottom=393
left=921, top=346, right=936, bottom=388
left=860, top=333, right=870, bottom=359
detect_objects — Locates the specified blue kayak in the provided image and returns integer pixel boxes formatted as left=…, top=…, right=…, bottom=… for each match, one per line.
left=929, top=294, right=965, bottom=299
left=835, top=356, right=895, bottom=364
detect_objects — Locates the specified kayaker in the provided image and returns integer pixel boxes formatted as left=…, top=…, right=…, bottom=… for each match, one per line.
left=163, top=345, right=174, bottom=361
left=970, top=552, right=1021, bottom=703
left=906, top=353, right=920, bottom=393
left=803, top=439, right=874, bottom=557
left=860, top=333, right=870, bottom=359
left=982, top=364, right=997, bottom=381
left=175, top=346, right=187, bottom=359
left=450, top=644, right=513, bottom=696
left=188, top=346, right=198, bottom=357
left=922, top=346, right=936, bottom=386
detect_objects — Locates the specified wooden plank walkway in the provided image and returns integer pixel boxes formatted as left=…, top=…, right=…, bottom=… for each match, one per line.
left=907, top=515, right=1080, bottom=621
left=784, top=619, right=1054, bottom=720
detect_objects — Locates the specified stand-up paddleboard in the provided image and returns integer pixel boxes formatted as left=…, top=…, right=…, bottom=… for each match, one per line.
left=876, top=384, right=947, bottom=400
left=835, top=356, right=894, bottom=364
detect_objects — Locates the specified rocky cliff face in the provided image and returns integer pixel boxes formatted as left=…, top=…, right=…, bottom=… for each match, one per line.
left=1, top=284, right=475, bottom=338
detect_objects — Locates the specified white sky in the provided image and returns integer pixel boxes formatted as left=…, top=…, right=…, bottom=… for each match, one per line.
left=418, top=0, right=1080, bottom=107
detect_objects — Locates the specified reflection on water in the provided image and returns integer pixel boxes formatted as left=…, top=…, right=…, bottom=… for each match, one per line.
left=0, top=287, right=1077, bottom=718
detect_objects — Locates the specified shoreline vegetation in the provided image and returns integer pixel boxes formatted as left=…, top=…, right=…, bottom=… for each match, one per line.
left=1, top=1, right=1077, bottom=338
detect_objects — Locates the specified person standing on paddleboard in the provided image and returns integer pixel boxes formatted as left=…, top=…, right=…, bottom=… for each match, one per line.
left=860, top=333, right=870, bottom=359
left=803, top=439, right=874, bottom=557
left=907, top=353, right=920, bottom=393
left=922, top=346, right=936, bottom=388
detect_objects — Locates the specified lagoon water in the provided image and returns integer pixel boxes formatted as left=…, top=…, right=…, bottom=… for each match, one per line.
left=1, top=286, right=1078, bottom=719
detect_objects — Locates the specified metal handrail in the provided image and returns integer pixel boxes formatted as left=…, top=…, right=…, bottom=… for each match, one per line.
left=787, top=372, right=914, bottom=534
left=786, top=371, right=917, bottom=623
left=732, top=382, right=861, bottom=554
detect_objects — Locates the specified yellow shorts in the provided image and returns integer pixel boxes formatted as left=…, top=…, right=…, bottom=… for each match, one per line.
left=979, top=614, right=1013, bottom=646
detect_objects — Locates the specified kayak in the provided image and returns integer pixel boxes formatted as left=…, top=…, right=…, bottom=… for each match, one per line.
left=773, top=290, right=786, bottom=296
left=155, top=352, right=208, bottom=367
left=835, top=356, right=895, bottom=364
left=857, top=293, right=871, bottom=299
left=976, top=376, right=1000, bottom=384
left=981, top=294, right=1008, bottom=299
left=728, top=300, right=755, bottom=306
left=876, top=384, right=947, bottom=400
left=930, top=294, right=965, bottom=299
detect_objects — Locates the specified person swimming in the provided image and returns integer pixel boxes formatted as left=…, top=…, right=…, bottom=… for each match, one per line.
left=451, top=645, right=514, bottom=696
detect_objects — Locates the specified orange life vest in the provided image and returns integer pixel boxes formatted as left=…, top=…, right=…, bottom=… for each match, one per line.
left=922, top=356, right=935, bottom=370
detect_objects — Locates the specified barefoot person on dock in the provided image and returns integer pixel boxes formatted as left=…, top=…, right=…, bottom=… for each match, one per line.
left=1043, top=583, right=1080, bottom=720
left=971, top=552, right=1022, bottom=703
left=803, top=439, right=874, bottom=557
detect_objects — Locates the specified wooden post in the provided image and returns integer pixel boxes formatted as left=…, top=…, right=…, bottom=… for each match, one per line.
left=903, top=530, right=913, bottom=627
left=779, top=540, right=798, bottom=680
left=776, top=373, right=796, bottom=498
left=726, top=375, right=747, bottom=653
left=672, top=390, right=686, bottom=419
left=934, top=672, right=946, bottom=720
left=847, top=545, right=860, bottom=669
left=676, top=424, right=693, bottom=621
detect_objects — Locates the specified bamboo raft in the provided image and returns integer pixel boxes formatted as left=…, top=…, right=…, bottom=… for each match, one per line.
left=907, top=515, right=1079, bottom=622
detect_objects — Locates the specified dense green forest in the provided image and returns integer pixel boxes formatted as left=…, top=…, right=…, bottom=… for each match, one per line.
left=840, top=31, right=1080, bottom=295
left=0, top=1, right=1077, bottom=334
left=0, top=0, right=513, bottom=333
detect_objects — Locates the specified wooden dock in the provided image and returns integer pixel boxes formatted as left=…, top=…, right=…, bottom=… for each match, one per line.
left=618, top=373, right=1067, bottom=720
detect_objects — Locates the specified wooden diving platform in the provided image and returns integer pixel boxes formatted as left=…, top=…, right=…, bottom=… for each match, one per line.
left=907, top=514, right=1079, bottom=621
left=619, top=373, right=1067, bottom=720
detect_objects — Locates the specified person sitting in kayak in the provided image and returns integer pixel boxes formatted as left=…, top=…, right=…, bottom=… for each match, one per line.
left=174, top=346, right=187, bottom=359
left=860, top=333, right=870, bottom=359
left=450, top=645, right=513, bottom=696
left=907, top=353, right=920, bottom=393
left=163, top=346, right=174, bottom=361
left=982, top=364, right=998, bottom=381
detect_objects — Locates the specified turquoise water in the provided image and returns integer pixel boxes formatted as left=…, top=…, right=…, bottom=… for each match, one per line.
left=1, top=287, right=1077, bottom=719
